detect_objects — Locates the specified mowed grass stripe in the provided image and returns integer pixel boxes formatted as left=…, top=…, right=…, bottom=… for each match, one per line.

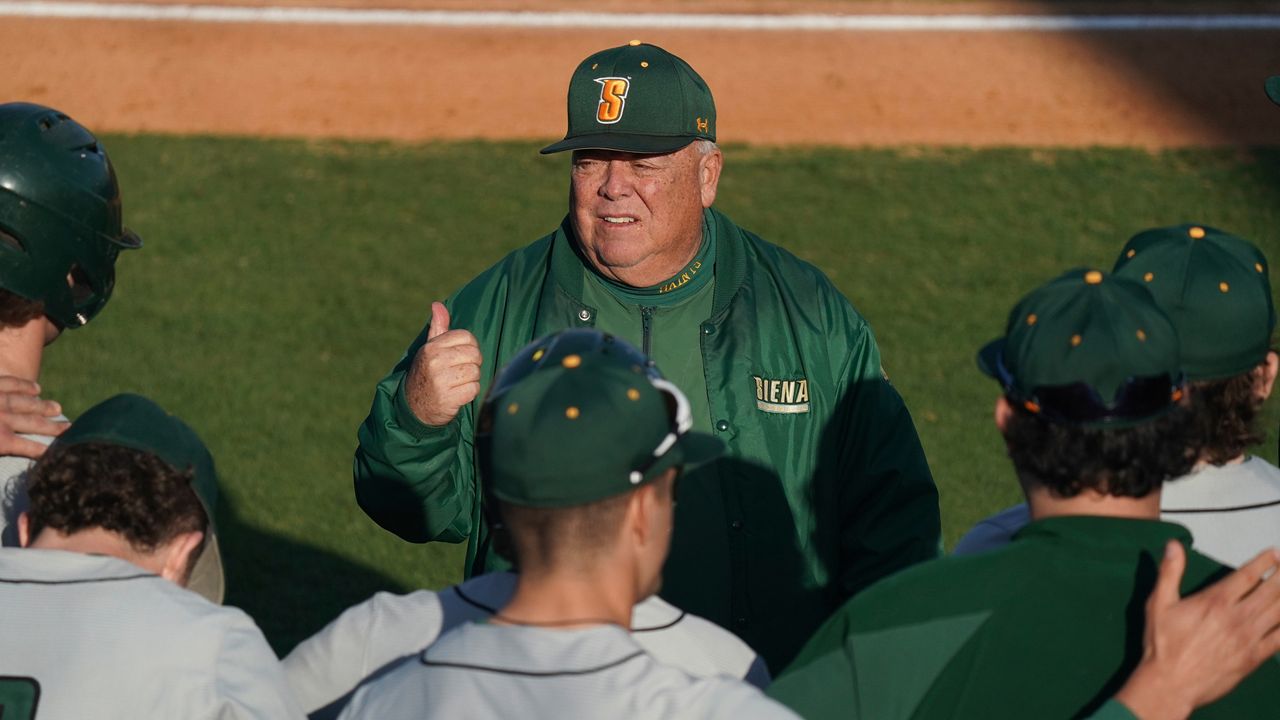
left=41, top=136, right=1280, bottom=652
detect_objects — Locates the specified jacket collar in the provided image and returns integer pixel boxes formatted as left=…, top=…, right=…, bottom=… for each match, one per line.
left=549, top=207, right=745, bottom=317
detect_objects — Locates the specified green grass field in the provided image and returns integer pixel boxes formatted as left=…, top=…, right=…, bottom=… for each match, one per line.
left=39, top=136, right=1280, bottom=653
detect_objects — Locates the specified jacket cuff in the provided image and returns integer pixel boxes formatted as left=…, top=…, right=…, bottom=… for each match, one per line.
left=393, top=375, right=458, bottom=441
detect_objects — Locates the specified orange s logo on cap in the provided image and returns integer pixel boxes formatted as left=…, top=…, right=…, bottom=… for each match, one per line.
left=595, top=77, right=630, bottom=124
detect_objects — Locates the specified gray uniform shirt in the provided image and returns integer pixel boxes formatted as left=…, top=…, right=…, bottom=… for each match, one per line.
left=284, top=571, right=770, bottom=718
left=337, top=622, right=797, bottom=720
left=0, top=548, right=304, bottom=719
left=953, top=457, right=1280, bottom=566
left=0, top=424, right=59, bottom=547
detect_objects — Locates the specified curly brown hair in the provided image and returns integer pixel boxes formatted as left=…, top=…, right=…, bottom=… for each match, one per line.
left=1188, top=371, right=1267, bottom=465
left=0, top=288, right=45, bottom=329
left=26, top=442, right=208, bottom=555
left=1002, top=405, right=1198, bottom=499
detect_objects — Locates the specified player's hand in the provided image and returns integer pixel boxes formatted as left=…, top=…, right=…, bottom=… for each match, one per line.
left=1113, top=541, right=1280, bottom=720
left=0, top=377, right=68, bottom=458
left=404, top=302, right=483, bottom=427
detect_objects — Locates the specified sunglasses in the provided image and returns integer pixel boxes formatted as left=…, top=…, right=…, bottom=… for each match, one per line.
left=992, top=350, right=1185, bottom=425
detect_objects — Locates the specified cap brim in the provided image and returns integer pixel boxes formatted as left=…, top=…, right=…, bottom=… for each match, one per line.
left=976, top=338, right=1006, bottom=380
left=540, top=133, right=697, bottom=155
left=187, top=532, right=225, bottom=605
left=1267, top=76, right=1280, bottom=107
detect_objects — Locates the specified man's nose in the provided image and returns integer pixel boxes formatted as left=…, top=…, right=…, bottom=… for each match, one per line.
left=599, top=161, right=634, bottom=200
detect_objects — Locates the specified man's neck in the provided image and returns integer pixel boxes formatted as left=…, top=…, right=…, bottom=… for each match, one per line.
left=497, top=566, right=638, bottom=629
left=0, top=317, right=49, bottom=382
left=29, top=527, right=163, bottom=575
left=1027, top=486, right=1163, bottom=521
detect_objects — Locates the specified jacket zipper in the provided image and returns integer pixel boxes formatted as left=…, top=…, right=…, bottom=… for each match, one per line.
left=641, top=306, right=655, bottom=356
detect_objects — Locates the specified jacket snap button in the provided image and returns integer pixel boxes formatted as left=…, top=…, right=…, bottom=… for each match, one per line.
left=731, top=520, right=743, bottom=530
left=578, top=309, right=592, bottom=322
left=715, top=420, right=729, bottom=432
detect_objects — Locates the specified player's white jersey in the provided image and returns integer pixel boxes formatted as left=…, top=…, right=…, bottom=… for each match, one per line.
left=1161, top=456, right=1280, bottom=568
left=284, top=571, right=769, bottom=717
left=0, top=547, right=303, bottom=720
left=338, top=622, right=797, bottom=720
left=0, top=426, right=57, bottom=547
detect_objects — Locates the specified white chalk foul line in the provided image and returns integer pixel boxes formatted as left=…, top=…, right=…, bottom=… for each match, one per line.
left=1, top=1, right=1279, bottom=31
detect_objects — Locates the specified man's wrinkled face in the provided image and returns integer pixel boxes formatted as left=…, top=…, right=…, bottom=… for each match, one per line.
left=569, top=143, right=720, bottom=285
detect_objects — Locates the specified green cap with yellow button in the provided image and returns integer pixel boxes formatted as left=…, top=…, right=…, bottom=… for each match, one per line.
left=476, top=329, right=723, bottom=508
left=1113, top=224, right=1274, bottom=381
left=978, top=268, right=1185, bottom=427
left=540, top=41, right=716, bottom=155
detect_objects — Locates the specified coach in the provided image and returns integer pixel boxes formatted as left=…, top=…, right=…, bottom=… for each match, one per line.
left=353, top=41, right=939, bottom=671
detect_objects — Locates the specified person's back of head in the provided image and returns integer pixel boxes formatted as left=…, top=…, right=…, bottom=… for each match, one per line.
left=1114, top=224, right=1276, bottom=466
left=21, top=393, right=225, bottom=603
left=476, top=329, right=722, bottom=602
left=979, top=269, right=1196, bottom=503
left=0, top=102, right=141, bottom=334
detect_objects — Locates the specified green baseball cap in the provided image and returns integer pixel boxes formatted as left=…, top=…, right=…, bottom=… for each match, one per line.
left=1266, top=76, right=1280, bottom=106
left=540, top=42, right=716, bottom=155
left=479, top=329, right=723, bottom=508
left=1114, top=224, right=1274, bottom=381
left=978, top=268, right=1185, bottom=427
left=53, top=393, right=224, bottom=604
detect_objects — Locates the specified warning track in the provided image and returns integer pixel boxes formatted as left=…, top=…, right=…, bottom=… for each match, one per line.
left=2, top=1, right=1280, bottom=146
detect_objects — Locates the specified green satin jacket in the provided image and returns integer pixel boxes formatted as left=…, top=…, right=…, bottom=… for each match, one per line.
left=354, top=208, right=941, bottom=671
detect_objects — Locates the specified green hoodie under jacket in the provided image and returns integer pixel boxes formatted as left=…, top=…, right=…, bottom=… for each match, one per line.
left=354, top=208, right=941, bottom=671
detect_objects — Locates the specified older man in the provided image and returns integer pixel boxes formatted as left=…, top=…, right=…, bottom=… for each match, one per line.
left=353, top=41, right=939, bottom=670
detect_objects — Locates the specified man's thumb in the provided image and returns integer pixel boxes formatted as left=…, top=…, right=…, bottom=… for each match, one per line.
left=427, top=301, right=451, bottom=340
left=1151, top=539, right=1187, bottom=612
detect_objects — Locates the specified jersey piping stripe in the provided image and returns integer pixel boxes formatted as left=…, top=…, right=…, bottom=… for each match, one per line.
left=450, top=584, right=688, bottom=632
left=1163, top=498, right=1280, bottom=514
left=419, top=650, right=646, bottom=677
left=0, top=572, right=155, bottom=585
left=450, top=584, right=499, bottom=615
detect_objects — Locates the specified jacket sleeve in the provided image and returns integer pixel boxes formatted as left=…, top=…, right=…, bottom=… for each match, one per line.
left=353, top=316, right=477, bottom=544
left=832, top=323, right=941, bottom=598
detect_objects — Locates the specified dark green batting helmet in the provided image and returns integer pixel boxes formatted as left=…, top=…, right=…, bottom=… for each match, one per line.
left=0, top=103, right=141, bottom=328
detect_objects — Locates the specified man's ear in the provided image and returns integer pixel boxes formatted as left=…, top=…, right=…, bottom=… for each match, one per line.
left=159, top=531, right=205, bottom=587
left=17, top=512, right=30, bottom=548
left=698, top=147, right=722, bottom=209
left=994, top=395, right=1014, bottom=432
left=1254, top=350, right=1279, bottom=401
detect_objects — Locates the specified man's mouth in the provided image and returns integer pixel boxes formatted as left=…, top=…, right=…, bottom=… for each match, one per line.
left=602, top=216, right=637, bottom=225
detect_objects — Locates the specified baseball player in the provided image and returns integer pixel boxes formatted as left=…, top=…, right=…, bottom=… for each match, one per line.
left=953, top=225, right=1277, bottom=565
left=339, top=329, right=795, bottom=719
left=0, top=394, right=303, bottom=719
left=355, top=40, right=939, bottom=673
left=285, top=571, right=769, bottom=718
left=768, top=269, right=1280, bottom=718
left=0, top=102, right=140, bottom=546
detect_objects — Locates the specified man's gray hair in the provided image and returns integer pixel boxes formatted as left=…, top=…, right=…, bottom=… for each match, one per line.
left=694, top=139, right=719, bottom=156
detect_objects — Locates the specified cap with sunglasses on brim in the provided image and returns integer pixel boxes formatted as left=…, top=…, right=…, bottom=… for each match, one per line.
left=49, top=393, right=224, bottom=604
left=476, top=329, right=724, bottom=508
left=1114, top=224, right=1274, bottom=381
left=540, top=41, right=716, bottom=156
left=978, top=268, right=1185, bottom=427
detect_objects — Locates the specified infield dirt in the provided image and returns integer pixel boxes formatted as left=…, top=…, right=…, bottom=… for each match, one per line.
left=4, top=1, right=1280, bottom=146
